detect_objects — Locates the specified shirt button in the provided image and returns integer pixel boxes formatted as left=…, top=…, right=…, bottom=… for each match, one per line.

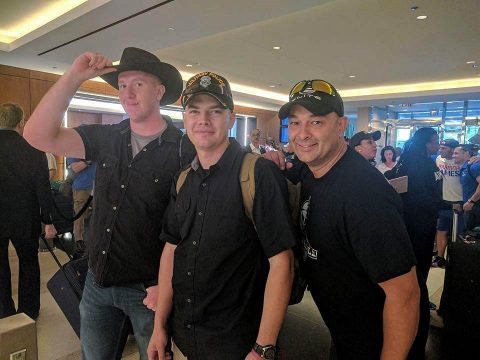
left=198, top=211, right=203, bottom=216
left=187, top=298, right=191, bottom=303
left=201, top=183, right=206, bottom=188
left=112, top=206, right=117, bottom=211
left=186, top=324, right=192, bottom=329
left=187, top=271, right=192, bottom=276
left=143, top=148, right=147, bottom=152
left=154, top=179, right=159, bottom=183
left=128, top=164, right=131, bottom=168
left=192, top=241, right=197, bottom=246
left=102, top=250, right=106, bottom=255
left=121, top=185, right=125, bottom=188
left=102, top=163, right=106, bottom=167
left=106, top=228, right=110, bottom=232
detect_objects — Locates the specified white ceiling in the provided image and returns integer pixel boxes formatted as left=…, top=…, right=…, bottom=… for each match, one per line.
left=1, top=0, right=479, bottom=112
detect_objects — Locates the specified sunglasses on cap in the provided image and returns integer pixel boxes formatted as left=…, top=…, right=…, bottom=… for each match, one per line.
left=290, top=80, right=336, bottom=98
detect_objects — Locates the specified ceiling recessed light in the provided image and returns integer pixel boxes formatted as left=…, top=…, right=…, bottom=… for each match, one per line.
left=168, top=27, right=175, bottom=31
left=185, top=64, right=193, bottom=67
left=466, top=61, right=476, bottom=64
left=416, top=15, right=427, bottom=20
left=273, top=46, right=281, bottom=50
left=269, top=85, right=276, bottom=88
left=349, top=75, right=356, bottom=78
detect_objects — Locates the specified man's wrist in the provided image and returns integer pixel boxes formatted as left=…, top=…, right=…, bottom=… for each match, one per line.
left=468, top=199, right=476, bottom=204
left=252, top=343, right=278, bottom=359
left=250, top=349, right=262, bottom=359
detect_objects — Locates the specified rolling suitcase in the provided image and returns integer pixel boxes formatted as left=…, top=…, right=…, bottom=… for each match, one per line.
left=41, top=236, right=133, bottom=358
left=442, top=211, right=480, bottom=358
left=41, top=235, right=87, bottom=337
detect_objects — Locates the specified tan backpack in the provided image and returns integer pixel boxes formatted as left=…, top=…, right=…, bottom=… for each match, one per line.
left=175, top=153, right=300, bottom=224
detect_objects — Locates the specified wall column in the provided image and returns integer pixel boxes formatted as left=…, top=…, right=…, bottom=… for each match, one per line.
left=356, top=107, right=371, bottom=132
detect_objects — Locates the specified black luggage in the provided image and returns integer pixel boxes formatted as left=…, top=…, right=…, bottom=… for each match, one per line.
left=41, top=235, right=87, bottom=337
left=41, top=236, right=132, bottom=358
left=442, top=213, right=480, bottom=358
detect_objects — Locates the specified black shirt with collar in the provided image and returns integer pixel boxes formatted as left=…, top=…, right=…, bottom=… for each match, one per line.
left=75, top=118, right=195, bottom=287
left=161, top=139, right=296, bottom=360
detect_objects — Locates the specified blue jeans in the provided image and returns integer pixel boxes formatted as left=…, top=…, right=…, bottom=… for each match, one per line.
left=79, top=271, right=155, bottom=360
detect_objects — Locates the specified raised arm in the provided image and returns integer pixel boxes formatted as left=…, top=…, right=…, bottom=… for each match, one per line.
left=378, top=266, right=420, bottom=360
left=23, top=53, right=115, bottom=158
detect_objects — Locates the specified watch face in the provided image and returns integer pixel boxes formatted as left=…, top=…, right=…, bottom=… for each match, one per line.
left=264, top=348, right=276, bottom=359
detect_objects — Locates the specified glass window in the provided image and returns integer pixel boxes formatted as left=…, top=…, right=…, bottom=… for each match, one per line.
left=395, top=128, right=411, bottom=148
left=280, top=127, right=288, bottom=143
left=468, top=100, right=480, bottom=109
left=398, top=112, right=412, bottom=120
left=279, top=117, right=288, bottom=143
left=446, top=101, right=464, bottom=109
left=465, top=125, right=480, bottom=142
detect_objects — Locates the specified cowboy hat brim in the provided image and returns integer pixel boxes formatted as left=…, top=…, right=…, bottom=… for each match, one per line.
left=101, top=62, right=183, bottom=105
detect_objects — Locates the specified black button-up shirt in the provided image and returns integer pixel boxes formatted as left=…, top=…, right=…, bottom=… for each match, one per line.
left=161, top=140, right=296, bottom=360
left=76, top=118, right=194, bottom=286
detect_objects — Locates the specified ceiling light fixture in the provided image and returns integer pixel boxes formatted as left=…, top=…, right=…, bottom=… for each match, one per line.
left=168, top=27, right=175, bottom=31
left=416, top=15, right=427, bottom=20
left=0, top=0, right=87, bottom=44
left=340, top=77, right=480, bottom=98
left=185, top=64, right=193, bottom=67
left=410, top=6, right=418, bottom=11
left=349, top=75, right=356, bottom=78
left=466, top=61, right=476, bottom=64
left=269, top=85, right=276, bottom=88
left=273, top=46, right=281, bottom=50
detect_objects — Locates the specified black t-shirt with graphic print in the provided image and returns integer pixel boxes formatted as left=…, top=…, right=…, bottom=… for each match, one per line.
left=299, top=147, right=416, bottom=360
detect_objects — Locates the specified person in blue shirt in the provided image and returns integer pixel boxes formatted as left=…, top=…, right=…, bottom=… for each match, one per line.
left=65, top=157, right=96, bottom=247
left=453, top=144, right=480, bottom=230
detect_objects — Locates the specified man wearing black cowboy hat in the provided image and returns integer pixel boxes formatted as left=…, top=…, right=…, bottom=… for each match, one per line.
left=24, top=47, right=194, bottom=359
left=147, top=72, right=296, bottom=360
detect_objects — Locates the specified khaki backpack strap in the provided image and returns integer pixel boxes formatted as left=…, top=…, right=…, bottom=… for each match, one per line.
left=176, top=166, right=192, bottom=194
left=240, top=153, right=260, bottom=224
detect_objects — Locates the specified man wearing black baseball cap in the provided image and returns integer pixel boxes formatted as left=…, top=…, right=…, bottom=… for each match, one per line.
left=24, top=48, right=195, bottom=359
left=148, top=72, right=296, bottom=360
left=433, top=138, right=462, bottom=268
left=280, top=79, right=421, bottom=359
left=350, top=130, right=381, bottom=163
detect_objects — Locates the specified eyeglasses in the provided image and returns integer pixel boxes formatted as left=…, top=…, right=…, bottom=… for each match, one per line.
left=289, top=80, right=335, bottom=98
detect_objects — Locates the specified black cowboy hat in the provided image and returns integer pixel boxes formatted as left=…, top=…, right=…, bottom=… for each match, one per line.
left=101, top=47, right=183, bottom=105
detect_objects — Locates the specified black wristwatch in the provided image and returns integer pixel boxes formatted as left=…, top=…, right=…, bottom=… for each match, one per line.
left=253, top=343, right=277, bottom=359
left=469, top=199, right=476, bottom=204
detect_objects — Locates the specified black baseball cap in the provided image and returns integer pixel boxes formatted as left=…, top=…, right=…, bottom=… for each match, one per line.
left=278, top=79, right=344, bottom=119
left=181, top=72, right=234, bottom=111
left=440, top=139, right=459, bottom=148
left=350, top=131, right=381, bottom=147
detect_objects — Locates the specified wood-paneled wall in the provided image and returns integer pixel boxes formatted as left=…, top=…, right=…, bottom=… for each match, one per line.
left=0, top=64, right=281, bottom=178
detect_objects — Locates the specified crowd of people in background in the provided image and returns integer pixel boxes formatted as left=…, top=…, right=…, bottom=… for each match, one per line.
left=3, top=45, right=480, bottom=360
